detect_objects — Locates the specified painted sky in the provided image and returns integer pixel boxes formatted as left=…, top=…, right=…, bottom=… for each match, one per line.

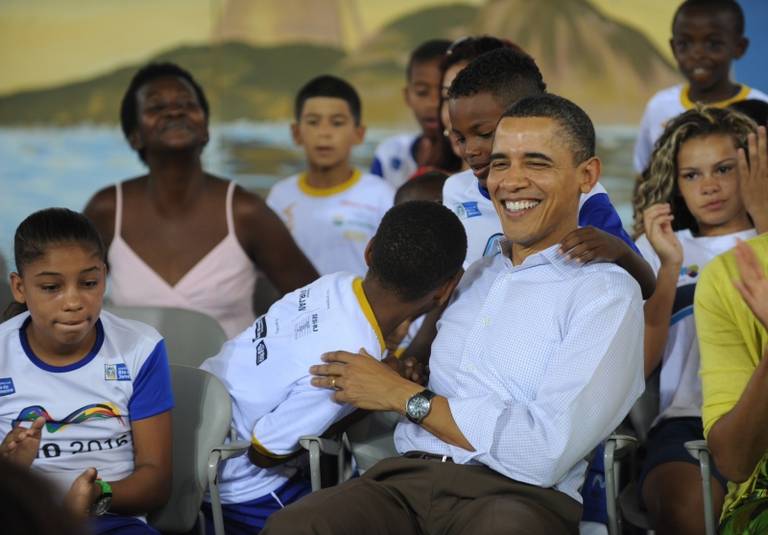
left=0, top=0, right=679, bottom=95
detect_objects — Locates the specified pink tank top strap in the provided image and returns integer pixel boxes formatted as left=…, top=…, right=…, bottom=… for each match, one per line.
left=225, top=180, right=236, bottom=235
left=113, top=182, right=124, bottom=238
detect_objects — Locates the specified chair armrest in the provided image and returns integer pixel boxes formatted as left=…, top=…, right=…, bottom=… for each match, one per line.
left=210, top=440, right=250, bottom=461
left=299, top=436, right=343, bottom=456
left=684, top=439, right=708, bottom=461
left=604, top=433, right=639, bottom=535
left=206, top=441, right=249, bottom=535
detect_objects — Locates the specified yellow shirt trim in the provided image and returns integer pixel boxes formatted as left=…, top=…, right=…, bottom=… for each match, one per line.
left=297, top=169, right=362, bottom=197
left=250, top=436, right=294, bottom=459
left=352, top=277, right=385, bottom=354
left=680, top=84, right=752, bottom=110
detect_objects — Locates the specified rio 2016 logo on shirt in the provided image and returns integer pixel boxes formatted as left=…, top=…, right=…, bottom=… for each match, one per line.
left=11, top=403, right=124, bottom=432
left=454, top=201, right=482, bottom=219
left=680, top=264, right=699, bottom=278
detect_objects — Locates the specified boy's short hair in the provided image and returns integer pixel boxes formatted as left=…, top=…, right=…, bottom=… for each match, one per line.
left=672, top=0, right=745, bottom=36
left=729, top=99, right=768, bottom=126
left=394, top=170, right=449, bottom=205
left=407, top=39, right=451, bottom=80
left=120, top=62, right=209, bottom=161
left=369, top=201, right=466, bottom=301
left=441, top=36, right=526, bottom=74
left=294, top=75, right=362, bottom=125
left=501, top=93, right=595, bottom=165
left=447, top=48, right=546, bottom=108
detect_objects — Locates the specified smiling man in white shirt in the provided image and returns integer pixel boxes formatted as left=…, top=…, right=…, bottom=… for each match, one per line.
left=262, top=93, right=645, bottom=535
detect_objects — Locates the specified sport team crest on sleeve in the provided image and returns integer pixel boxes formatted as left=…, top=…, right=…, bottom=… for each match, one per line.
left=455, top=201, right=481, bottom=219
left=255, top=340, right=268, bottom=365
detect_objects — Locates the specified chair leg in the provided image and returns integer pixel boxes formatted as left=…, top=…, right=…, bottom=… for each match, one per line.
left=207, top=451, right=227, bottom=535
left=604, top=440, right=621, bottom=535
left=698, top=450, right=717, bottom=535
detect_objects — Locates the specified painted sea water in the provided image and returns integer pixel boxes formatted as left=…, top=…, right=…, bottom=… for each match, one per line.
left=0, top=122, right=639, bottom=275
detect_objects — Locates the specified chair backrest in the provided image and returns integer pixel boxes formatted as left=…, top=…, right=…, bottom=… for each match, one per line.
left=149, top=365, right=233, bottom=533
left=104, top=305, right=227, bottom=367
left=345, top=411, right=400, bottom=473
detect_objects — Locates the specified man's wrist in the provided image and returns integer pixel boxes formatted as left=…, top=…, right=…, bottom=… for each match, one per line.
left=391, top=381, right=424, bottom=415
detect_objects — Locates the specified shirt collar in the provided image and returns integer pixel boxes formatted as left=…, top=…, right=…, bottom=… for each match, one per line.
left=499, top=241, right=576, bottom=276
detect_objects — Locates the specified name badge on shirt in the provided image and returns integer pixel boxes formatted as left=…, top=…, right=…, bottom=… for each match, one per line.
left=105, top=364, right=131, bottom=381
left=0, top=377, right=15, bottom=396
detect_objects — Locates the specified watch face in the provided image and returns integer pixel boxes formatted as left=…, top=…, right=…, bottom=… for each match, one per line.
left=407, top=395, right=431, bottom=421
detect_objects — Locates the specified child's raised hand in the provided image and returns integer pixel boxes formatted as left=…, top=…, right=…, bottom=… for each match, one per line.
left=559, top=226, right=628, bottom=264
left=0, top=416, right=44, bottom=468
left=738, top=125, right=768, bottom=234
left=732, top=239, right=768, bottom=330
left=643, top=203, right=683, bottom=266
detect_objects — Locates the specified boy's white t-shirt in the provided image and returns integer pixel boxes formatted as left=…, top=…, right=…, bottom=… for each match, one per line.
left=0, top=310, right=173, bottom=494
left=267, top=169, right=394, bottom=276
left=442, top=169, right=633, bottom=269
left=635, top=227, right=756, bottom=426
left=633, top=83, right=768, bottom=173
left=370, top=133, right=419, bottom=189
left=201, top=272, right=387, bottom=504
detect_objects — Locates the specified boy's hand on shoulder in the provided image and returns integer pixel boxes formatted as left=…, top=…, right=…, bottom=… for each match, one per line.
left=0, top=416, right=44, bottom=468
left=559, top=226, right=628, bottom=264
left=739, top=126, right=768, bottom=234
left=643, top=203, right=683, bottom=266
left=732, top=239, right=768, bottom=329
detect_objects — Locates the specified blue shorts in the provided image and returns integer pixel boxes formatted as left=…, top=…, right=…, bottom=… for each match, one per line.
left=202, top=474, right=312, bottom=534
left=639, top=417, right=727, bottom=506
left=91, top=515, right=160, bottom=535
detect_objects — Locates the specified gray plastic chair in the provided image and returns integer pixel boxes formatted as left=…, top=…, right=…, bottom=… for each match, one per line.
left=149, top=364, right=249, bottom=535
left=604, top=370, right=717, bottom=535
left=104, top=305, right=227, bottom=367
left=300, top=411, right=400, bottom=491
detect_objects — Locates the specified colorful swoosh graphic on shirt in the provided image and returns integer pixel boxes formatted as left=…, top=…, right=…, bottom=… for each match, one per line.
left=11, top=403, right=124, bottom=433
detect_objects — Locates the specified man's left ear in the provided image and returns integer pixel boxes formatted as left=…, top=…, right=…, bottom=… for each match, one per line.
left=579, top=156, right=601, bottom=194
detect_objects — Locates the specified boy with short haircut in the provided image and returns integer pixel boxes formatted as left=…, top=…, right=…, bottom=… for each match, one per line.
left=633, top=0, right=768, bottom=173
left=443, top=48, right=655, bottom=298
left=200, top=201, right=467, bottom=533
left=371, top=39, right=451, bottom=188
left=268, top=75, right=394, bottom=277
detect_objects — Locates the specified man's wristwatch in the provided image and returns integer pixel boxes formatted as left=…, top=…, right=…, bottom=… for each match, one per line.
left=405, top=389, right=437, bottom=424
left=91, top=479, right=112, bottom=516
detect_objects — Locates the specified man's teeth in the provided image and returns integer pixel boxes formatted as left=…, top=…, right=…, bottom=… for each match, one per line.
left=504, top=200, right=540, bottom=212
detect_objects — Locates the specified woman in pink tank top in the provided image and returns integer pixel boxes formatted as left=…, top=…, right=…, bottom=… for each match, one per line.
left=84, top=63, right=318, bottom=338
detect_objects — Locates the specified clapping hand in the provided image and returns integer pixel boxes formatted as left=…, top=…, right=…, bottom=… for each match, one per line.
left=732, top=239, right=768, bottom=329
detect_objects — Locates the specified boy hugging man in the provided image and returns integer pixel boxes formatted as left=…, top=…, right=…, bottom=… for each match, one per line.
left=371, top=39, right=451, bottom=188
left=200, top=201, right=466, bottom=533
left=634, top=0, right=768, bottom=173
left=267, top=75, right=394, bottom=277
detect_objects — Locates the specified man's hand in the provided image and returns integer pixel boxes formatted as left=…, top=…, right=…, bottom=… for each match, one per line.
left=64, top=467, right=100, bottom=520
left=310, top=349, right=421, bottom=413
left=560, top=226, right=633, bottom=264
left=739, top=125, right=768, bottom=234
left=732, top=239, right=768, bottom=329
left=643, top=203, right=684, bottom=266
left=0, top=416, right=44, bottom=467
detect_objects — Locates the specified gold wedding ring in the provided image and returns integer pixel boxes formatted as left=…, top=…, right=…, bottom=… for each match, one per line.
left=330, top=377, right=337, bottom=389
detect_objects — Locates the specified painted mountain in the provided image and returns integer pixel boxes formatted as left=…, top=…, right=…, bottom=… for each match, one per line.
left=0, top=0, right=680, bottom=125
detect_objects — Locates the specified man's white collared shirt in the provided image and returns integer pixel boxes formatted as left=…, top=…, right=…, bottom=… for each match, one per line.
left=394, top=245, right=645, bottom=503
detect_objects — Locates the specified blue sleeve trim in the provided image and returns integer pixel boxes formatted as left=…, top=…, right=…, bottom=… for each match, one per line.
left=129, top=340, right=174, bottom=421
left=370, top=157, right=384, bottom=178
left=579, top=193, right=640, bottom=255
